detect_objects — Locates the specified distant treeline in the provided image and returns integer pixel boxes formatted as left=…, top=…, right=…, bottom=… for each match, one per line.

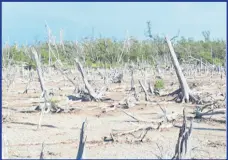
left=2, top=30, right=226, bottom=69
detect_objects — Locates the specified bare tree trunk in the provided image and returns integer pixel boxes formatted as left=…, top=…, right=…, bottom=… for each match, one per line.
left=54, top=62, right=76, bottom=87
left=76, top=119, right=87, bottom=159
left=148, top=81, right=154, bottom=95
left=200, top=58, right=203, bottom=76
left=32, top=48, right=47, bottom=94
left=195, top=108, right=225, bottom=118
left=172, top=108, right=192, bottom=159
left=139, top=80, right=149, bottom=101
left=130, top=69, right=135, bottom=91
left=75, top=59, right=100, bottom=101
left=23, top=71, right=33, bottom=94
left=39, top=142, right=45, bottom=159
left=165, top=36, right=196, bottom=103
left=31, top=48, right=51, bottom=129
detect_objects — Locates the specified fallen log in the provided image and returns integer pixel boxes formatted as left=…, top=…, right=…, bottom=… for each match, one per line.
left=195, top=108, right=226, bottom=118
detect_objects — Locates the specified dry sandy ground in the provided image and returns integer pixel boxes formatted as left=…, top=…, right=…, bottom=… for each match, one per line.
left=2, top=71, right=226, bottom=159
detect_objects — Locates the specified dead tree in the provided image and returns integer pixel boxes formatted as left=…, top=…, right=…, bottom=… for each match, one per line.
left=139, top=80, right=149, bottom=101
left=172, top=108, right=193, bottom=159
left=195, top=108, right=225, bottom=119
left=3, top=60, right=16, bottom=123
left=4, top=59, right=16, bottom=92
left=111, top=107, right=180, bottom=140
left=165, top=36, right=198, bottom=103
left=45, top=23, right=52, bottom=69
left=148, top=81, right=154, bottom=95
left=31, top=48, right=61, bottom=129
left=23, top=71, right=33, bottom=94
left=130, top=68, right=135, bottom=91
left=39, top=142, right=45, bottom=159
left=76, top=119, right=87, bottom=159
left=32, top=48, right=50, bottom=129
left=75, top=59, right=102, bottom=101
left=32, top=48, right=48, bottom=96
left=54, top=61, right=77, bottom=87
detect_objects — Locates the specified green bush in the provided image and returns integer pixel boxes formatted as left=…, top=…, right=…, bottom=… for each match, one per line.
left=154, top=79, right=164, bottom=90
left=213, top=58, right=224, bottom=66
left=199, top=52, right=213, bottom=64
left=27, top=60, right=37, bottom=70
left=85, top=60, right=103, bottom=68
left=50, top=97, right=60, bottom=104
left=2, top=32, right=225, bottom=68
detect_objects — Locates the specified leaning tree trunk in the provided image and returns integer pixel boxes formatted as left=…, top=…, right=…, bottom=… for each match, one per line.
left=165, top=36, right=197, bottom=103
left=31, top=48, right=48, bottom=99
left=31, top=48, right=60, bottom=129
left=75, top=59, right=100, bottom=101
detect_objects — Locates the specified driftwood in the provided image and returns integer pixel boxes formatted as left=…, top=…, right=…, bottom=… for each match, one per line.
left=195, top=108, right=226, bottom=118
left=200, top=98, right=226, bottom=111
left=76, top=119, right=87, bottom=159
left=108, top=95, right=138, bottom=110
left=112, top=122, right=174, bottom=138
left=156, top=103, right=180, bottom=123
left=112, top=108, right=179, bottom=140
left=121, top=109, right=161, bottom=123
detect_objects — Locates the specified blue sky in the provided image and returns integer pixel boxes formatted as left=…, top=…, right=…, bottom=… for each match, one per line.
left=2, top=2, right=227, bottom=45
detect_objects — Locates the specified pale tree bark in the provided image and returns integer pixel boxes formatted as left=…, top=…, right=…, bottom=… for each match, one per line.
left=31, top=48, right=55, bottom=129
left=172, top=108, right=192, bottom=159
left=45, top=23, right=52, bottom=68
left=75, top=59, right=101, bottom=101
left=31, top=48, right=47, bottom=94
left=54, top=61, right=76, bottom=87
left=76, top=119, right=87, bottom=159
left=130, top=68, right=135, bottom=91
left=139, top=80, right=149, bottom=101
left=165, top=36, right=198, bottom=103
left=23, top=71, right=33, bottom=94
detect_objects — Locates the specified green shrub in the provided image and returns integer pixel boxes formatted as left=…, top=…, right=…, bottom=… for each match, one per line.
left=2, top=34, right=225, bottom=68
left=199, top=52, right=213, bottom=64
left=27, top=60, right=37, bottom=70
left=213, top=58, right=224, bottom=66
left=154, top=79, right=164, bottom=90
left=50, top=97, right=60, bottom=104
